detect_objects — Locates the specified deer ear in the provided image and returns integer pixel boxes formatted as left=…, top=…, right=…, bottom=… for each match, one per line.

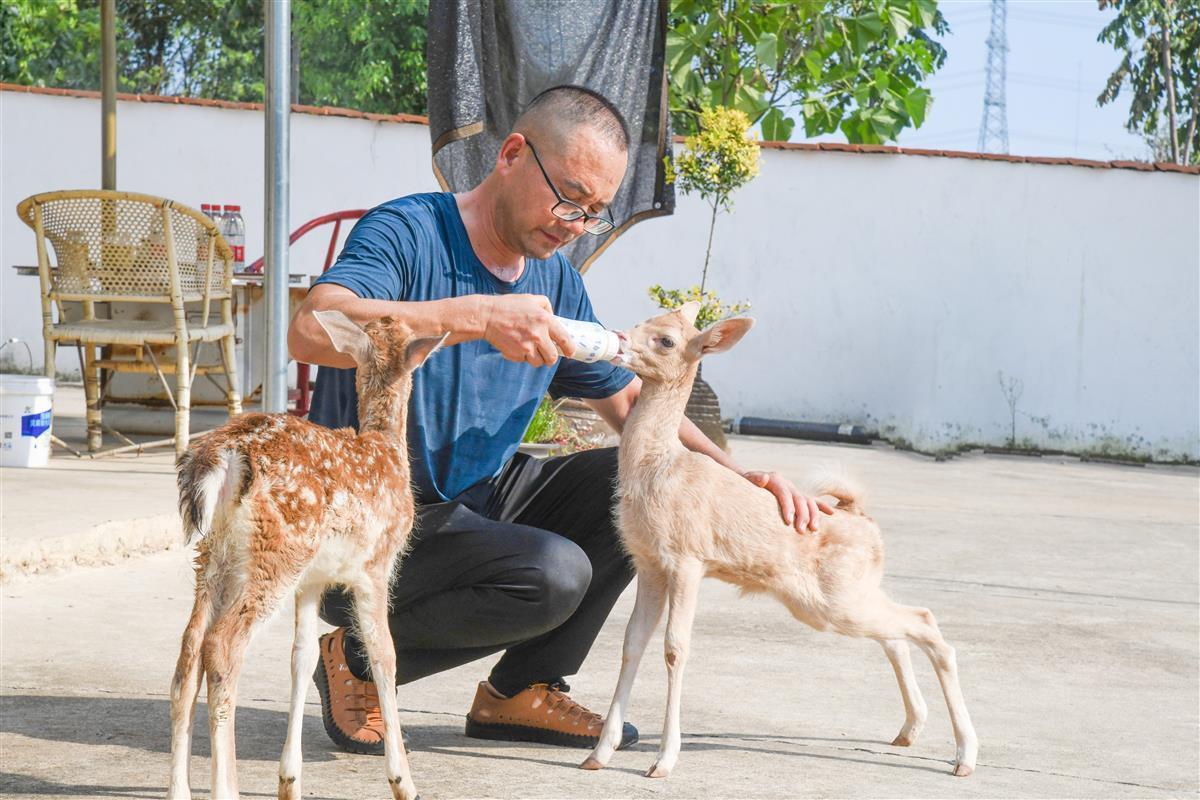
left=677, top=300, right=702, bottom=328
left=691, top=316, right=755, bottom=357
left=404, top=332, right=450, bottom=371
left=313, top=310, right=372, bottom=367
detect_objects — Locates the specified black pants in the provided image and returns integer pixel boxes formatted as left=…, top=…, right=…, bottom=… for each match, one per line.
left=318, top=446, right=634, bottom=697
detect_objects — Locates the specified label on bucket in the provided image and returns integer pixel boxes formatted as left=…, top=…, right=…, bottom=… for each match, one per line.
left=21, top=410, right=51, bottom=438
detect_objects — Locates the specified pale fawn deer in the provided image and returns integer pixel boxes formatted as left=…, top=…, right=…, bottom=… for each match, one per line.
left=167, top=310, right=446, bottom=800
left=581, top=302, right=978, bottom=779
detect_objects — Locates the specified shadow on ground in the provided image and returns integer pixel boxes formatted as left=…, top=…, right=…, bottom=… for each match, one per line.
left=0, top=771, right=349, bottom=800
left=1, top=694, right=339, bottom=762
left=419, top=728, right=953, bottom=779
left=2, top=694, right=958, bottom=794
left=1, top=694, right=469, bottom=759
left=0, top=773, right=168, bottom=800
left=0, top=694, right=475, bottom=798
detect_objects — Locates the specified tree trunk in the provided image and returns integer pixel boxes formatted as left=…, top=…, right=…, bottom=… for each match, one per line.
left=686, top=363, right=727, bottom=451
left=291, top=28, right=301, bottom=105
left=1161, top=1, right=1181, bottom=163
left=699, top=201, right=719, bottom=294
left=1184, top=77, right=1200, bottom=164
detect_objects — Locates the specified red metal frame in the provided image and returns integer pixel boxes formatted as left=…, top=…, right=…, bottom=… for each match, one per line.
left=247, top=209, right=366, bottom=416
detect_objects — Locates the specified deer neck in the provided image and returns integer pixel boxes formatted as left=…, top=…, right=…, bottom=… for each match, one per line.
left=621, top=364, right=698, bottom=462
left=356, top=374, right=411, bottom=444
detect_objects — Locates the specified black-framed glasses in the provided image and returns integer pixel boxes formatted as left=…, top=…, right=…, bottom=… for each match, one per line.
left=526, top=140, right=615, bottom=235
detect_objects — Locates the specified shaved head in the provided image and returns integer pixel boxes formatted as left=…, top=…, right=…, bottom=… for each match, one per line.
left=513, top=85, right=630, bottom=156
left=477, top=85, right=628, bottom=262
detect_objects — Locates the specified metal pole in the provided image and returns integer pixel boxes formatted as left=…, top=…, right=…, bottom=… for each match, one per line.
left=101, top=0, right=116, bottom=189
left=264, top=0, right=291, bottom=413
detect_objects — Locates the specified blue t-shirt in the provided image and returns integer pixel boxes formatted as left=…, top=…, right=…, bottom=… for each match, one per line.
left=308, top=192, right=634, bottom=502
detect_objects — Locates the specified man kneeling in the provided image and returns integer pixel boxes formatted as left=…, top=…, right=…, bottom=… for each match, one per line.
left=287, top=85, right=828, bottom=754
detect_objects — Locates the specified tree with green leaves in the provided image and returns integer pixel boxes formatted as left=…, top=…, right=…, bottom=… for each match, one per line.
left=3, top=0, right=949, bottom=144
left=666, top=0, right=948, bottom=143
left=0, top=0, right=428, bottom=114
left=0, top=0, right=265, bottom=99
left=292, top=0, right=426, bottom=114
left=1, top=0, right=102, bottom=89
left=1098, top=0, right=1199, bottom=165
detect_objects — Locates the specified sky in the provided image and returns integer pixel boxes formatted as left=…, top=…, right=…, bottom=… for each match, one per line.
left=802, top=0, right=1150, bottom=161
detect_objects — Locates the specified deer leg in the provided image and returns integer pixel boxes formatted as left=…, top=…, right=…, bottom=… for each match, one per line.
left=203, top=594, right=260, bottom=800
left=904, top=606, right=978, bottom=776
left=840, top=594, right=978, bottom=777
left=582, top=566, right=668, bottom=771
left=877, top=638, right=928, bottom=746
left=353, top=573, right=417, bottom=800
left=168, top=578, right=212, bottom=800
left=279, top=586, right=321, bottom=800
left=646, top=558, right=703, bottom=779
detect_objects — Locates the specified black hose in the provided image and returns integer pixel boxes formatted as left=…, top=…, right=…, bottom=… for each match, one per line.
left=732, top=416, right=873, bottom=445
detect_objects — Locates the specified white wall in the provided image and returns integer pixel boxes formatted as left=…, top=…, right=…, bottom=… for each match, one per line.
left=3, top=89, right=1197, bottom=460
left=1, top=90, right=438, bottom=374
left=589, top=148, right=1200, bottom=461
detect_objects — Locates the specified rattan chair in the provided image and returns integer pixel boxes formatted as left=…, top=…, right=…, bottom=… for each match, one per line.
left=17, top=190, right=242, bottom=456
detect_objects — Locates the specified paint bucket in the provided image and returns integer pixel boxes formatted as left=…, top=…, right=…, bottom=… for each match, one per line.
left=0, top=375, right=54, bottom=468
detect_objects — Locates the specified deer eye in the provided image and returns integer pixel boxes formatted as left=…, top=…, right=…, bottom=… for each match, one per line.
left=657, top=336, right=675, bottom=349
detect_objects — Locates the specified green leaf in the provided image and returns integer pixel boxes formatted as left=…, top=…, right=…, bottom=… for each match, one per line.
left=670, top=48, right=696, bottom=87
left=734, top=14, right=760, bottom=46
left=804, top=49, right=823, bottom=81
left=802, top=100, right=841, bottom=137
left=682, top=70, right=705, bottom=98
left=756, top=32, right=779, bottom=66
left=841, top=110, right=881, bottom=144
left=873, top=67, right=891, bottom=93
left=888, top=6, right=912, bottom=40
left=912, top=0, right=938, bottom=28
left=733, top=83, right=769, bottom=118
left=665, top=30, right=688, bottom=58
left=850, top=13, right=885, bottom=52
left=760, top=106, right=795, bottom=141
left=903, top=87, right=930, bottom=127
left=870, top=114, right=897, bottom=140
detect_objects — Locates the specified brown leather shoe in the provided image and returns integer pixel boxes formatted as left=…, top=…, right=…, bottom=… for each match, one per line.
left=314, top=628, right=386, bottom=755
left=464, top=680, right=638, bottom=749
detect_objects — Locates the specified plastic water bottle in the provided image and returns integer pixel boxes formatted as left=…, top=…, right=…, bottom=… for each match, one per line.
left=196, top=204, right=213, bottom=265
left=223, top=204, right=246, bottom=271
left=554, top=317, right=622, bottom=363
left=210, top=202, right=226, bottom=247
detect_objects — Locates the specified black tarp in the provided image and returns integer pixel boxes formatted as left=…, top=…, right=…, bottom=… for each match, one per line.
left=426, top=0, right=674, bottom=272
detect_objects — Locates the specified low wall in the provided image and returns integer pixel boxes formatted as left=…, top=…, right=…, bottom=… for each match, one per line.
left=3, top=86, right=1196, bottom=460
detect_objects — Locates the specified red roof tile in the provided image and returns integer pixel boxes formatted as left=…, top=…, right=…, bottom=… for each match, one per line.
left=1109, top=160, right=1156, bottom=171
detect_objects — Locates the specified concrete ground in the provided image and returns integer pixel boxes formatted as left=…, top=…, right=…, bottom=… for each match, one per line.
left=1, top=386, right=181, bottom=582
left=1, top=387, right=1197, bottom=799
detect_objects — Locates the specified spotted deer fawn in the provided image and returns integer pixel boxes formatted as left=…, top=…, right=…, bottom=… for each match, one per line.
left=167, top=311, right=445, bottom=800
left=581, top=303, right=977, bottom=779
